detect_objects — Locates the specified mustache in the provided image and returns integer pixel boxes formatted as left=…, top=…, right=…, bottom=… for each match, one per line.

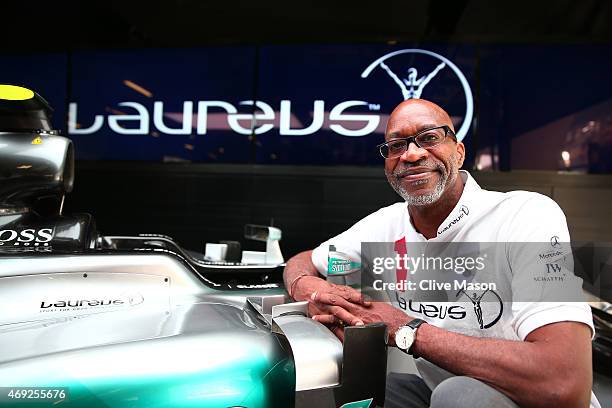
left=392, top=161, right=444, bottom=177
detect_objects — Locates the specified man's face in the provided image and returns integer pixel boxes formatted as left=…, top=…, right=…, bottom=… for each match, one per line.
left=383, top=101, right=465, bottom=206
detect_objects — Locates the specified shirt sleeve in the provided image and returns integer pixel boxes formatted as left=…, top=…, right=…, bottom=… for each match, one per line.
left=504, top=194, right=595, bottom=339
left=511, top=302, right=594, bottom=340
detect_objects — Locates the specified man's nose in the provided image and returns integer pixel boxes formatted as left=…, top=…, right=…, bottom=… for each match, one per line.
left=399, top=141, right=428, bottom=162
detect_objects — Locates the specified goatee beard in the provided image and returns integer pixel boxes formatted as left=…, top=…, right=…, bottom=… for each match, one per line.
left=386, top=157, right=458, bottom=206
left=402, top=177, right=446, bottom=206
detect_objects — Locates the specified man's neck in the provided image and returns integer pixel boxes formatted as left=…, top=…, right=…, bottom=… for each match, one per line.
left=408, top=176, right=465, bottom=239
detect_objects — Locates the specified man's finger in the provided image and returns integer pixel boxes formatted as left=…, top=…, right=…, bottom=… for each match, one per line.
left=307, top=301, right=325, bottom=318
left=330, top=285, right=371, bottom=307
left=330, top=306, right=364, bottom=326
left=345, top=290, right=372, bottom=306
left=331, top=325, right=345, bottom=342
left=312, top=314, right=342, bottom=325
left=312, top=292, right=354, bottom=310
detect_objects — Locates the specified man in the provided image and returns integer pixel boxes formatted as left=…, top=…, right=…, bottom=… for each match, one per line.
left=283, top=99, right=599, bottom=408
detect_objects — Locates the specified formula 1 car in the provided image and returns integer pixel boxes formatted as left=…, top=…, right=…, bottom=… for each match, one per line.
left=0, top=85, right=387, bottom=408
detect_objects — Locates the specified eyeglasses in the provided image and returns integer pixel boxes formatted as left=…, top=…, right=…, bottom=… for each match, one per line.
left=378, top=125, right=456, bottom=159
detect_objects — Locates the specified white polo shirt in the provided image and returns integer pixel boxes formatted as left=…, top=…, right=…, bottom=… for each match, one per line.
left=311, top=170, right=599, bottom=407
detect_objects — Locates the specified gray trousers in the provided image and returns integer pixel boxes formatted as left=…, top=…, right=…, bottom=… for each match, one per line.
left=385, top=373, right=520, bottom=408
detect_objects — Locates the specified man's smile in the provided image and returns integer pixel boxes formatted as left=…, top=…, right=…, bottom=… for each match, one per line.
left=396, top=167, right=440, bottom=183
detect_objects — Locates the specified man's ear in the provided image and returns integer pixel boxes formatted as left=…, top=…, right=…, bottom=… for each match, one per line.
left=456, top=142, right=465, bottom=168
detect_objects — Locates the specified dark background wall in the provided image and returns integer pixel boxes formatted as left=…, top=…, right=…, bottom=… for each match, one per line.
left=66, top=162, right=399, bottom=255
left=66, top=163, right=612, bottom=257
left=3, top=1, right=612, bottom=50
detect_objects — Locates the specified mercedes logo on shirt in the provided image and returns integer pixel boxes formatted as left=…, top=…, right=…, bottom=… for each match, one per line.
left=550, top=236, right=561, bottom=248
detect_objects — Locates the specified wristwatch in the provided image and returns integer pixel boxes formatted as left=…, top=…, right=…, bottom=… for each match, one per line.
left=394, top=318, right=427, bottom=355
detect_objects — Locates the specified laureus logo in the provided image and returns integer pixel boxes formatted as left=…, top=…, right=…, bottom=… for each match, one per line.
left=360, top=49, right=474, bottom=142
left=456, top=288, right=503, bottom=329
left=39, top=292, right=145, bottom=312
left=437, top=205, right=470, bottom=236
left=122, top=291, right=145, bottom=306
left=40, top=298, right=125, bottom=309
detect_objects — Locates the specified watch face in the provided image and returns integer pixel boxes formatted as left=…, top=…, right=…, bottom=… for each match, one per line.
left=396, top=327, right=415, bottom=350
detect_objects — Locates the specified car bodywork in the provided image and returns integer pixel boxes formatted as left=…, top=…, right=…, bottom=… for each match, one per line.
left=0, top=86, right=387, bottom=408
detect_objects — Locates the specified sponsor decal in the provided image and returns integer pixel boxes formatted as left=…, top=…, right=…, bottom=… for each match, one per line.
left=0, top=228, right=54, bottom=247
left=534, top=239, right=569, bottom=281
left=395, top=288, right=503, bottom=330
left=550, top=235, right=561, bottom=248
left=437, top=205, right=470, bottom=236
left=38, top=292, right=144, bottom=313
left=40, top=298, right=124, bottom=309
left=406, top=297, right=467, bottom=320
left=0, top=246, right=52, bottom=254
left=328, top=258, right=361, bottom=275
left=537, top=240, right=568, bottom=263
left=328, top=245, right=361, bottom=276
left=534, top=262, right=567, bottom=282
left=125, top=291, right=145, bottom=306
left=456, top=289, right=503, bottom=329
left=538, top=250, right=564, bottom=260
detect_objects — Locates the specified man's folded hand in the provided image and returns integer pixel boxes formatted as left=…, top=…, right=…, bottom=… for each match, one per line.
left=311, top=296, right=414, bottom=345
left=290, top=275, right=370, bottom=322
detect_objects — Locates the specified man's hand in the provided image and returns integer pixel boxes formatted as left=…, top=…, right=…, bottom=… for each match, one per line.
left=310, top=294, right=413, bottom=344
left=284, top=250, right=370, bottom=321
left=293, top=275, right=371, bottom=318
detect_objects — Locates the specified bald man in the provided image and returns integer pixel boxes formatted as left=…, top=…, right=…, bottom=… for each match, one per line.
left=283, top=99, right=599, bottom=408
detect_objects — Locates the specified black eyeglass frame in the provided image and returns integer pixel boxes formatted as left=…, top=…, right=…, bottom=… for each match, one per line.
left=377, top=125, right=456, bottom=159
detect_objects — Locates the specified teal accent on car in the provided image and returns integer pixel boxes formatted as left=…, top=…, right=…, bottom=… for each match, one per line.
left=0, top=303, right=295, bottom=408
left=340, top=398, right=374, bottom=408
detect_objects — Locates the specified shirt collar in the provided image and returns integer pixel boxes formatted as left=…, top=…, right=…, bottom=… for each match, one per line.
left=435, top=170, right=480, bottom=238
left=404, top=170, right=481, bottom=241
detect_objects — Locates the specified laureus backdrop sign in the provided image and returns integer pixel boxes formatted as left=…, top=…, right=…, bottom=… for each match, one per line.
left=3, top=45, right=611, bottom=170
left=60, top=45, right=475, bottom=164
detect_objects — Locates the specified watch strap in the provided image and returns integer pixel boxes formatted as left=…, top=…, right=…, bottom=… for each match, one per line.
left=407, top=318, right=426, bottom=330
left=406, top=318, right=426, bottom=355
